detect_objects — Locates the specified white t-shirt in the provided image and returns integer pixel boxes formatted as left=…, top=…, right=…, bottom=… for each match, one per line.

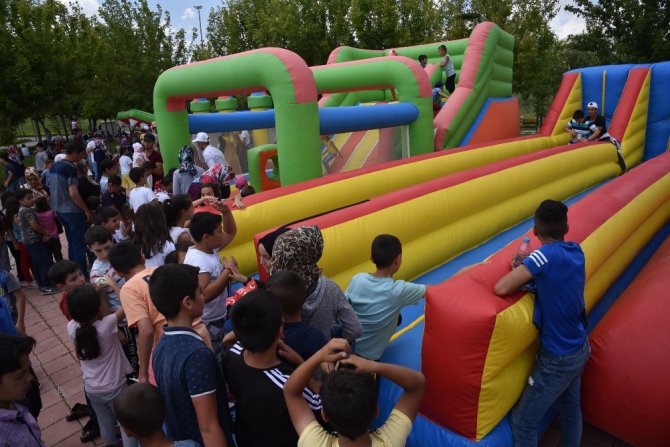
left=144, top=240, right=176, bottom=268
left=35, top=151, right=48, bottom=171
left=21, top=146, right=30, bottom=157
left=184, top=247, right=227, bottom=322
left=128, top=186, right=157, bottom=212
left=119, top=155, right=132, bottom=174
left=156, top=190, right=170, bottom=202
left=203, top=144, right=226, bottom=168
left=169, top=226, right=191, bottom=244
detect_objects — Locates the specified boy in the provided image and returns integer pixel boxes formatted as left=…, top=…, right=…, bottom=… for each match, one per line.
left=16, top=189, right=59, bottom=295
left=98, top=159, right=118, bottom=194
left=0, top=269, right=26, bottom=336
left=108, top=242, right=211, bottom=384
left=284, top=340, right=425, bottom=447
left=418, top=54, right=428, bottom=68
left=113, top=383, right=201, bottom=447
left=494, top=199, right=590, bottom=446
left=267, top=270, right=327, bottom=360
left=345, top=234, right=425, bottom=361
left=565, top=109, right=592, bottom=143
left=34, top=143, right=48, bottom=175
left=224, top=289, right=322, bottom=447
left=0, top=334, right=46, bottom=446
left=149, top=264, right=233, bottom=446
left=86, top=226, right=124, bottom=312
left=101, top=175, right=127, bottom=212
left=438, top=44, right=457, bottom=93
left=128, top=167, right=156, bottom=212
left=183, top=211, right=238, bottom=352
left=96, top=206, right=130, bottom=242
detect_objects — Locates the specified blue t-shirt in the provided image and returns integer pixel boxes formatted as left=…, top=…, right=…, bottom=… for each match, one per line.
left=47, top=160, right=81, bottom=214
left=0, top=270, right=20, bottom=326
left=523, top=242, right=587, bottom=356
left=346, top=273, right=425, bottom=360
left=152, top=327, right=233, bottom=445
left=283, top=321, right=328, bottom=361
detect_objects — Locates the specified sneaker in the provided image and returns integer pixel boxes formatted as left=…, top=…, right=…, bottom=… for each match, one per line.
left=39, top=286, right=60, bottom=295
left=80, top=418, right=100, bottom=443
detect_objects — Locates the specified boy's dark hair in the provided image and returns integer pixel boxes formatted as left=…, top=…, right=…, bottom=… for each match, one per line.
left=86, top=195, right=100, bottom=211
left=164, top=250, right=179, bottom=265
left=149, top=264, right=199, bottom=319
left=200, top=182, right=221, bottom=198
left=240, top=185, right=255, bottom=197
left=0, top=334, right=36, bottom=378
left=438, top=44, right=447, bottom=52
left=371, top=234, right=402, bottom=268
left=100, top=159, right=115, bottom=173
left=189, top=212, right=222, bottom=242
left=15, top=189, right=33, bottom=202
left=129, top=167, right=145, bottom=184
left=573, top=109, right=585, bottom=120
left=534, top=199, right=569, bottom=240
left=230, top=290, right=282, bottom=353
left=266, top=270, right=307, bottom=315
left=113, top=383, right=165, bottom=438
left=418, top=54, right=427, bottom=62
left=95, top=206, right=120, bottom=225
left=48, top=260, right=80, bottom=285
left=141, top=161, right=154, bottom=172
left=0, top=191, right=15, bottom=209
left=67, top=284, right=102, bottom=361
left=108, top=175, right=122, bottom=187
left=34, top=195, right=50, bottom=213
left=108, top=242, right=143, bottom=274
left=176, top=238, right=194, bottom=252
left=85, top=225, right=113, bottom=246
left=65, top=142, right=85, bottom=155
left=321, top=369, right=378, bottom=440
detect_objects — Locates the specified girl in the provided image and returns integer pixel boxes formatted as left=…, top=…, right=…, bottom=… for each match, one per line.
left=163, top=194, right=194, bottom=245
left=34, top=196, right=62, bottom=263
left=187, top=162, right=235, bottom=202
left=4, top=198, right=34, bottom=287
left=66, top=284, right=135, bottom=447
left=131, top=203, right=175, bottom=268
left=118, top=145, right=133, bottom=190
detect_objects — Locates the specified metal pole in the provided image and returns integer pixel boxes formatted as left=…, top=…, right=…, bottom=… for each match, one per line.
left=194, top=5, right=203, bottom=46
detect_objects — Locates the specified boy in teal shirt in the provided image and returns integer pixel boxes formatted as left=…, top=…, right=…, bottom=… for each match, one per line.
left=345, top=234, right=425, bottom=360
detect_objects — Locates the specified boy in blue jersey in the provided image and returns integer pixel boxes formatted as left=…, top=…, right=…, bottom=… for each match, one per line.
left=494, top=199, right=590, bottom=447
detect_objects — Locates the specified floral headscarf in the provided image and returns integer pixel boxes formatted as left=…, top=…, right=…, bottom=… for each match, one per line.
left=270, top=226, right=324, bottom=290
left=200, top=162, right=235, bottom=185
left=24, top=167, right=38, bottom=180
left=178, top=145, right=197, bottom=176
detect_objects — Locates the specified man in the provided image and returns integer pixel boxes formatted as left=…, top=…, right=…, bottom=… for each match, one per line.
left=143, top=133, right=163, bottom=183
left=47, top=142, right=91, bottom=277
left=193, top=132, right=226, bottom=169
left=0, top=153, right=23, bottom=191
left=585, top=102, right=610, bottom=142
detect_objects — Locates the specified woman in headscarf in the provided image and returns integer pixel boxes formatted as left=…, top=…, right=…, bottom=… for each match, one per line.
left=22, top=168, right=49, bottom=202
left=172, top=145, right=204, bottom=196
left=271, top=226, right=362, bottom=343
left=187, top=162, right=235, bottom=202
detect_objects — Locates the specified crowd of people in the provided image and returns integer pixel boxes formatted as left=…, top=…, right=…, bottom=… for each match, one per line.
left=0, top=121, right=590, bottom=447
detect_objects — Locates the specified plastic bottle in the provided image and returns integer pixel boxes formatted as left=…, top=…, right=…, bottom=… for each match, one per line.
left=511, top=237, right=532, bottom=268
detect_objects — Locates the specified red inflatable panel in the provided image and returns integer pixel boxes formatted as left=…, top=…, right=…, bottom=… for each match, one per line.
left=467, top=98, right=520, bottom=145
left=582, top=234, right=670, bottom=446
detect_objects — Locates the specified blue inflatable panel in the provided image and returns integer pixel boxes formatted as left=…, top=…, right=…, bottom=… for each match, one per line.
left=187, top=103, right=419, bottom=134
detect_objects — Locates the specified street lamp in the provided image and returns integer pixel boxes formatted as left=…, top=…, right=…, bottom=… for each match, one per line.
left=194, top=5, right=203, bottom=46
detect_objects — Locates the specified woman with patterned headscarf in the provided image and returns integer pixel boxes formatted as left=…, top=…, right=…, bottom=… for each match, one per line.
left=22, top=168, right=49, bottom=202
left=172, top=145, right=204, bottom=196
left=271, top=226, right=362, bottom=343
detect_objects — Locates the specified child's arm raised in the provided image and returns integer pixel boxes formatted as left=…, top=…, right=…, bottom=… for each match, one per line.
left=340, top=355, right=425, bottom=422
left=284, top=338, right=350, bottom=436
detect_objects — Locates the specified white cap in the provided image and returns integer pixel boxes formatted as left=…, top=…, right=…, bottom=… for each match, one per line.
left=140, top=123, right=150, bottom=130
left=54, top=153, right=67, bottom=162
left=132, top=142, right=143, bottom=151
left=192, top=132, right=209, bottom=143
left=587, top=101, right=598, bottom=109
left=86, top=140, right=96, bottom=150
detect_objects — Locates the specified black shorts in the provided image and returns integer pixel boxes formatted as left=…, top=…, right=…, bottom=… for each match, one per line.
left=445, top=74, right=456, bottom=94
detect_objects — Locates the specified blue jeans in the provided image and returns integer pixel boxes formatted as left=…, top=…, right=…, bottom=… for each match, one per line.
left=24, top=242, right=54, bottom=287
left=56, top=211, right=88, bottom=278
left=511, top=341, right=591, bottom=447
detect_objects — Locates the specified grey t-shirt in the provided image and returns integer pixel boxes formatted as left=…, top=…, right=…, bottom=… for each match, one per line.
left=18, top=206, right=42, bottom=245
left=47, top=160, right=82, bottom=214
left=173, top=166, right=205, bottom=196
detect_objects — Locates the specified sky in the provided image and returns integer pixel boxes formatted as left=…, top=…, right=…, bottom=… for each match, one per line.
left=63, top=0, right=586, bottom=41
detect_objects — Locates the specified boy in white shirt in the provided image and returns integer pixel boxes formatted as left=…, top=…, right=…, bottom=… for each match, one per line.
left=128, top=167, right=157, bottom=212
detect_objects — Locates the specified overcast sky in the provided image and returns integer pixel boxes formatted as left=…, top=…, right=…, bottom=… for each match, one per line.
left=62, top=0, right=586, bottom=42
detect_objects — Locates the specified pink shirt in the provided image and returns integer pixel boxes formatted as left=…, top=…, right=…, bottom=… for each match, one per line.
left=67, top=314, right=132, bottom=393
left=36, top=210, right=58, bottom=239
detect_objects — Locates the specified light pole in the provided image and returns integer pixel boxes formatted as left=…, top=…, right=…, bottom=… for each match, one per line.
left=194, top=5, right=203, bottom=46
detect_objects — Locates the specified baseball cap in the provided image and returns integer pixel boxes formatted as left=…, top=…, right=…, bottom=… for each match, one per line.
left=192, top=132, right=209, bottom=144
left=587, top=102, right=598, bottom=109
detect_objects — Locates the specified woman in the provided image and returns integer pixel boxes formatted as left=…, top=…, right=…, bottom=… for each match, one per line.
left=271, top=226, right=362, bottom=342
left=257, top=227, right=291, bottom=278
left=22, top=168, right=49, bottom=203
left=172, top=145, right=204, bottom=196
left=76, top=159, right=100, bottom=203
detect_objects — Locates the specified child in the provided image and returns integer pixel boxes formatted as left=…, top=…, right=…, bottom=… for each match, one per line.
left=345, top=234, right=426, bottom=361
left=118, top=145, right=133, bottom=190
left=4, top=197, right=33, bottom=287
left=66, top=285, right=135, bottom=447
left=163, top=195, right=194, bottom=245
left=96, top=206, right=130, bottom=243
left=108, top=242, right=211, bottom=384
left=267, top=270, right=327, bottom=360
left=0, top=335, right=46, bottom=446
left=128, top=167, right=157, bottom=212
left=565, top=109, right=593, bottom=143
left=40, top=158, right=54, bottom=186
left=153, top=168, right=174, bottom=202
left=418, top=54, right=428, bottom=68
left=284, top=340, right=425, bottom=446
left=99, top=159, right=118, bottom=194
left=165, top=239, right=194, bottom=265
left=224, top=289, right=321, bottom=446
left=34, top=196, right=63, bottom=263
left=438, top=44, right=457, bottom=93
left=34, top=143, right=48, bottom=175
left=16, top=190, right=59, bottom=295
left=149, top=264, right=233, bottom=446
left=494, top=199, right=590, bottom=446
left=113, top=383, right=201, bottom=447
left=101, top=175, right=126, bottom=212
left=132, top=203, right=175, bottom=268
left=86, top=226, right=124, bottom=311
left=183, top=211, right=238, bottom=352
left=131, top=142, right=149, bottom=168
left=0, top=269, right=26, bottom=336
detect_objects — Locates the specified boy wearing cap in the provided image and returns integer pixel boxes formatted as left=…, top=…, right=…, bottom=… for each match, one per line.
left=193, top=132, right=227, bottom=169
left=585, top=102, right=610, bottom=142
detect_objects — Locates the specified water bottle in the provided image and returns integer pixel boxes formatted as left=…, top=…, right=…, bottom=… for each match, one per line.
left=511, top=237, right=532, bottom=268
